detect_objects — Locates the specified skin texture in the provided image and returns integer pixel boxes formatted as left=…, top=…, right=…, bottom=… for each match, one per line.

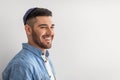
left=25, top=16, right=54, bottom=53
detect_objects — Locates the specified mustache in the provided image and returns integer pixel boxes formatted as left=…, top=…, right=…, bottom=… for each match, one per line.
left=42, top=35, right=54, bottom=37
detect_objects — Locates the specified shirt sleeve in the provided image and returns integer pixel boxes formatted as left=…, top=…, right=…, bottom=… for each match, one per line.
left=4, top=64, right=32, bottom=80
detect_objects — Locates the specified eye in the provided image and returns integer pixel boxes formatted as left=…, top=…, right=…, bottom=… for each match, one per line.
left=51, top=24, right=55, bottom=29
left=51, top=26, right=54, bottom=29
left=39, top=24, right=47, bottom=29
left=40, top=26, right=46, bottom=28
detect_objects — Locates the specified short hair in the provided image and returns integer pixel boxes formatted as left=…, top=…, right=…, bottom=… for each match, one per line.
left=23, top=7, right=52, bottom=27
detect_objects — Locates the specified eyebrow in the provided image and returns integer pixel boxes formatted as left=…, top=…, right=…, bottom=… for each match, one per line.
left=52, top=24, right=55, bottom=27
left=39, top=24, right=55, bottom=27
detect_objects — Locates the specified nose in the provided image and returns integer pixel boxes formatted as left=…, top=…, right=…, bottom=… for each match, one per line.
left=46, top=27, right=54, bottom=35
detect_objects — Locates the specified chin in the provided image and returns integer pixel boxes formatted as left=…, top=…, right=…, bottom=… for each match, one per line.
left=46, top=45, right=52, bottom=49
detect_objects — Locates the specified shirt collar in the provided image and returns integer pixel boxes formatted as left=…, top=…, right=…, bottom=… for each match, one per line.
left=22, top=43, right=49, bottom=57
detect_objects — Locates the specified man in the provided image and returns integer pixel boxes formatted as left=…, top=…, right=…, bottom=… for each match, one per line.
left=2, top=7, right=56, bottom=80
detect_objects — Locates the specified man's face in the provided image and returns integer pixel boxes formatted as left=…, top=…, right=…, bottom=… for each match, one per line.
left=31, top=16, right=54, bottom=49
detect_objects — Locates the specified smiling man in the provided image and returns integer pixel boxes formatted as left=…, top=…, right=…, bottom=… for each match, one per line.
left=2, top=7, right=56, bottom=80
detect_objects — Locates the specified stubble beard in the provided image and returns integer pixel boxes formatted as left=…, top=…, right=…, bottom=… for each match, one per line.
left=32, top=29, right=52, bottom=49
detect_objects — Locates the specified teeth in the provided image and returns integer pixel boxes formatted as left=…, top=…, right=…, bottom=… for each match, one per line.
left=44, top=37, right=51, bottom=40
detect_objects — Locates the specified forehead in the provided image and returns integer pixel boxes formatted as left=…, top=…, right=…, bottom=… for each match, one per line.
left=35, top=16, right=53, bottom=24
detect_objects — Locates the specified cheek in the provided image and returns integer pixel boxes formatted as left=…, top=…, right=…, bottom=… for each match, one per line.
left=40, top=30, right=47, bottom=36
left=33, top=30, right=42, bottom=39
left=39, top=32, right=45, bottom=38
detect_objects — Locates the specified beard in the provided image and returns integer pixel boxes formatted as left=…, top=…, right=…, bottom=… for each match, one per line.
left=32, top=29, right=53, bottom=49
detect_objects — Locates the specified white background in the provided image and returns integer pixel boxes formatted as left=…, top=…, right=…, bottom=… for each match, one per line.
left=0, top=0, right=120, bottom=80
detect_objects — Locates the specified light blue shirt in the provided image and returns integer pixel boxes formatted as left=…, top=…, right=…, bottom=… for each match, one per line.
left=2, top=43, right=56, bottom=80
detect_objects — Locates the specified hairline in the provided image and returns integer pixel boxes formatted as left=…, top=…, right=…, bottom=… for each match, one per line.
left=26, top=15, right=52, bottom=27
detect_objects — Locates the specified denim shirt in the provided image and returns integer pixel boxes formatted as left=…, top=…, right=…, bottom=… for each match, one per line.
left=2, top=43, right=56, bottom=80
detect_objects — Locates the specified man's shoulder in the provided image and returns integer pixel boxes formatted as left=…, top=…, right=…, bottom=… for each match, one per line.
left=8, top=49, right=37, bottom=68
left=2, top=49, right=41, bottom=76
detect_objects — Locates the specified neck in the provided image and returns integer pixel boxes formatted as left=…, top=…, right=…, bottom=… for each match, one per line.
left=28, top=40, right=46, bottom=53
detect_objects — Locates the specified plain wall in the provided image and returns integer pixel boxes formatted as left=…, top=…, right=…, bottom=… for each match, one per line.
left=1, top=0, right=120, bottom=80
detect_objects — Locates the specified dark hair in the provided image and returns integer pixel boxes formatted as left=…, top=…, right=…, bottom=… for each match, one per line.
left=23, top=7, right=52, bottom=26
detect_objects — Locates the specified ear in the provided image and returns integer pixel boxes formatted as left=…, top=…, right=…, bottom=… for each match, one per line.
left=25, top=24, right=32, bottom=36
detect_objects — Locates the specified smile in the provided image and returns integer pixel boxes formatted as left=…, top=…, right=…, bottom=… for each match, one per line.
left=43, top=37, right=52, bottom=42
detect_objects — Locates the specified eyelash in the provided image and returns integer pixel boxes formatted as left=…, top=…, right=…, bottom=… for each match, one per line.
left=51, top=26, right=54, bottom=29
left=40, top=26, right=46, bottom=28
